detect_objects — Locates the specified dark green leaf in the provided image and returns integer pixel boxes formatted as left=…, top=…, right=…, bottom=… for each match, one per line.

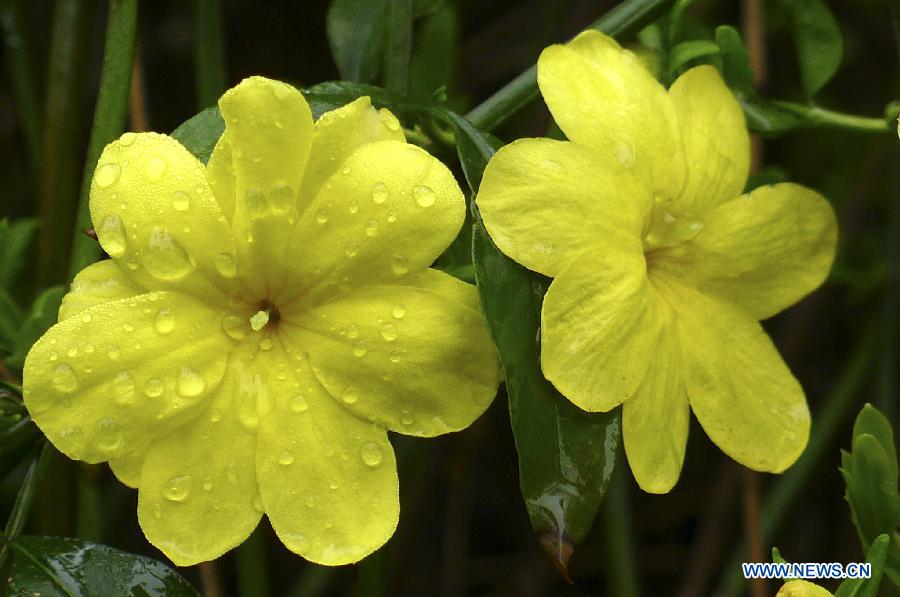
left=782, top=0, right=843, bottom=99
left=5, top=286, right=65, bottom=371
left=745, top=166, right=788, bottom=192
left=667, top=39, right=719, bottom=77
left=441, top=110, right=502, bottom=193
left=834, top=534, right=890, bottom=597
left=412, top=0, right=445, bottom=18
left=0, top=288, right=23, bottom=353
left=0, top=415, right=40, bottom=480
left=715, top=25, right=755, bottom=99
left=408, top=3, right=458, bottom=103
left=741, top=98, right=807, bottom=136
left=170, top=106, right=225, bottom=165
left=326, top=0, right=388, bottom=84
left=0, top=218, right=38, bottom=289
left=6, top=536, right=199, bottom=596
left=302, top=80, right=430, bottom=121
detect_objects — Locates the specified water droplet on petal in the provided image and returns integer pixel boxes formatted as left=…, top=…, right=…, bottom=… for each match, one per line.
left=122, top=322, right=135, bottom=332
left=340, top=165, right=351, bottom=175
left=347, top=200, right=359, bottom=215
left=106, top=345, right=121, bottom=360
left=99, top=215, right=127, bottom=257
left=360, top=442, right=383, bottom=467
left=352, top=342, right=367, bottom=358
left=316, top=209, right=329, bottom=224
left=144, top=378, right=164, bottom=397
left=389, top=350, right=401, bottom=364
left=371, top=182, right=388, bottom=204
left=380, top=323, right=398, bottom=342
left=52, top=364, right=78, bottom=393
left=214, top=253, right=237, bottom=278
left=246, top=187, right=267, bottom=217
left=413, top=185, right=436, bottom=208
left=113, top=372, right=136, bottom=404
left=390, top=253, right=409, bottom=275
left=289, top=394, right=309, bottom=413
left=66, top=346, right=78, bottom=358
left=49, top=351, right=58, bottom=362
left=270, top=183, right=294, bottom=213
left=96, top=417, right=122, bottom=451
left=81, top=312, right=92, bottom=323
left=259, top=337, right=273, bottom=351
left=341, top=387, right=358, bottom=404
left=154, top=308, right=175, bottom=335
left=365, top=220, right=379, bottom=237
left=222, top=314, right=246, bottom=340
left=209, top=408, right=222, bottom=422
left=177, top=368, right=206, bottom=397
left=344, top=241, right=359, bottom=258
left=614, top=142, right=635, bottom=166
left=278, top=450, right=295, bottom=465
left=386, top=209, right=398, bottom=224
left=226, top=463, right=238, bottom=484
left=392, top=304, right=406, bottom=319
left=146, top=156, right=167, bottom=181
left=202, top=478, right=214, bottom=491
left=400, top=410, right=414, bottom=426
left=328, top=479, right=339, bottom=490
left=143, top=226, right=193, bottom=280
left=163, top=475, right=191, bottom=502
left=94, top=163, right=121, bottom=188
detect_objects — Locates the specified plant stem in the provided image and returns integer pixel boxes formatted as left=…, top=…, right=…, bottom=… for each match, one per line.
left=68, top=0, right=138, bottom=280
left=236, top=527, right=270, bottom=597
left=0, top=0, right=41, bottom=177
left=718, top=325, right=877, bottom=594
left=358, top=546, right=387, bottom=597
left=0, top=443, right=52, bottom=568
left=770, top=100, right=891, bottom=134
left=383, top=0, right=413, bottom=96
left=192, top=0, right=227, bottom=109
left=601, top=457, right=640, bottom=597
left=465, top=0, right=676, bottom=131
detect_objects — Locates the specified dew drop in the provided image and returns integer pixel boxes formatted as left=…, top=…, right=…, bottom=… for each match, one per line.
left=400, top=410, right=414, bottom=426
left=328, top=479, right=339, bottom=490
left=226, top=463, right=238, bottom=484
left=96, top=417, right=122, bottom=451
left=122, top=322, right=135, bottom=332
left=371, top=182, right=388, bottom=204
left=289, top=394, right=309, bottom=413
left=270, top=183, right=294, bottom=213
left=172, top=191, right=191, bottom=211
left=352, top=342, right=367, bottom=358
left=365, top=220, right=379, bottom=237
left=386, top=209, right=398, bottom=224
left=380, top=323, right=398, bottom=342
left=99, top=215, right=128, bottom=257
left=259, top=337, right=273, bottom=351
left=340, top=165, right=351, bottom=175
left=245, top=187, right=267, bottom=217
left=66, top=346, right=78, bottom=358
left=316, top=209, right=329, bottom=224
left=177, top=367, right=206, bottom=397
left=347, top=324, right=359, bottom=339
left=202, top=478, right=214, bottom=491
left=146, top=156, right=168, bottom=181
left=278, top=450, right=295, bottom=465
left=163, top=475, right=191, bottom=502
left=413, top=185, right=436, bottom=208
left=106, top=345, right=121, bottom=360
left=341, top=387, right=358, bottom=404
left=112, top=371, right=136, bottom=404
left=52, top=364, right=78, bottom=393
left=222, top=314, right=246, bottom=340
left=81, top=312, right=92, bottom=323
left=344, top=241, right=359, bottom=258
left=214, top=253, right=237, bottom=278
left=49, top=351, right=58, bottom=362
left=389, top=350, right=402, bottom=364
left=390, top=253, right=409, bottom=275
left=154, top=308, right=175, bottom=335
left=347, top=200, right=359, bottom=214
left=94, top=163, right=121, bottom=188
left=614, top=142, right=635, bottom=166
left=360, top=442, right=383, bottom=467
left=143, top=226, right=193, bottom=280
left=392, top=304, right=406, bottom=319
left=144, top=377, right=164, bottom=398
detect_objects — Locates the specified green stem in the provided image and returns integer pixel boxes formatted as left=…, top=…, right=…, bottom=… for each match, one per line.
left=718, top=325, right=877, bottom=594
left=601, top=457, right=640, bottom=597
left=192, top=0, right=227, bottom=109
left=68, top=0, right=138, bottom=280
left=0, top=0, right=41, bottom=176
left=235, top=527, right=270, bottom=597
left=357, top=547, right=387, bottom=597
left=383, top=0, right=413, bottom=96
left=770, top=100, right=891, bottom=133
left=0, top=443, right=52, bottom=568
left=75, top=466, right=102, bottom=542
left=465, top=0, right=676, bottom=131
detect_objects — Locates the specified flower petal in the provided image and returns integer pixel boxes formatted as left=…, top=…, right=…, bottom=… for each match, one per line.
left=300, top=97, right=405, bottom=213
left=622, top=312, right=689, bottom=494
left=89, top=132, right=239, bottom=305
left=658, top=183, right=838, bottom=320
left=23, top=291, right=231, bottom=463
left=109, top=450, right=144, bottom=488
left=137, top=346, right=261, bottom=567
left=541, top=237, right=665, bottom=412
left=536, top=30, right=685, bottom=197
left=666, top=65, right=750, bottom=216
left=217, top=76, right=314, bottom=297
left=672, top=282, right=810, bottom=472
left=58, top=260, right=143, bottom=321
left=274, top=140, right=465, bottom=306
left=206, top=135, right=236, bottom=222
left=477, top=138, right=649, bottom=276
left=253, top=341, right=398, bottom=565
left=285, top=269, right=499, bottom=437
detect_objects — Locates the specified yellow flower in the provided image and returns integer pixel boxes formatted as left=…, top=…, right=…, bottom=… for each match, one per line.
left=476, top=31, right=837, bottom=493
left=23, top=76, right=500, bottom=565
left=777, top=580, right=834, bottom=596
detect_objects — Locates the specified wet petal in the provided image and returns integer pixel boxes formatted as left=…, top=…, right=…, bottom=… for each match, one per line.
left=477, top=138, right=649, bottom=276
left=672, top=282, right=810, bottom=472
left=206, top=135, right=236, bottom=222
left=89, top=132, right=238, bottom=305
left=536, top=30, right=685, bottom=197
left=254, top=341, right=398, bottom=565
left=285, top=269, right=500, bottom=437
left=23, top=292, right=231, bottom=463
left=275, top=140, right=465, bottom=306
left=58, top=259, right=143, bottom=321
left=137, top=345, right=261, bottom=566
left=541, top=237, right=664, bottom=412
left=109, top=450, right=144, bottom=488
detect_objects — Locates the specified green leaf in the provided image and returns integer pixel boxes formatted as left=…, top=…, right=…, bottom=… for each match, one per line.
left=408, top=3, right=458, bottom=103
left=5, top=286, right=65, bottom=371
left=834, top=534, right=890, bottom=597
left=741, top=98, right=807, bottom=136
left=5, top=536, right=199, bottom=596
left=302, top=80, right=430, bottom=121
left=667, top=39, right=719, bottom=77
left=326, top=0, right=388, bottom=84
left=412, top=0, right=445, bottom=18
left=715, top=25, right=755, bottom=99
left=0, top=414, right=40, bottom=481
left=0, top=289, right=23, bottom=353
left=170, top=106, right=225, bottom=165
left=441, top=110, right=502, bottom=192
left=0, top=218, right=38, bottom=289
left=781, top=0, right=844, bottom=99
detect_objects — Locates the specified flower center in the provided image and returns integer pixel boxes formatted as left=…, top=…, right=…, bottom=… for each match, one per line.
left=250, top=299, right=281, bottom=331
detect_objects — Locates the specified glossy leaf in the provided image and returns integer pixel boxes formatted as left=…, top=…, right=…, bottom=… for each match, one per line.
left=5, top=536, right=199, bottom=596
left=781, top=0, right=843, bottom=99
left=715, top=25, right=755, bottom=99
left=326, top=0, right=388, bottom=84
left=4, top=286, right=64, bottom=371
left=834, top=534, right=890, bottom=597
left=460, top=115, right=620, bottom=573
left=0, top=218, right=38, bottom=289
left=170, top=106, right=225, bottom=165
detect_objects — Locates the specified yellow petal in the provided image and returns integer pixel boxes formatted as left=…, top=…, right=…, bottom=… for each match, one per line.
left=206, top=134, right=236, bottom=222
left=274, top=140, right=465, bottom=306
left=658, top=183, right=838, bottom=320
left=58, top=260, right=143, bottom=321
left=300, top=97, right=405, bottom=213
left=777, top=580, right=834, bottom=597
left=23, top=291, right=231, bottom=463
left=666, top=65, right=750, bottom=216
left=536, top=30, right=685, bottom=198
left=253, top=340, right=399, bottom=565
left=218, top=76, right=314, bottom=297
left=622, top=311, right=689, bottom=494
left=477, top=138, right=649, bottom=276
left=137, top=345, right=261, bottom=566
left=109, top=450, right=144, bottom=488
left=541, top=237, right=665, bottom=412
left=285, top=268, right=499, bottom=437
left=671, top=281, right=810, bottom=472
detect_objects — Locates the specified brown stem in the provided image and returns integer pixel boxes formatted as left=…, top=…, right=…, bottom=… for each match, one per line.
left=198, top=560, right=223, bottom=597
left=128, top=45, right=148, bottom=132
left=742, top=468, right=766, bottom=597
